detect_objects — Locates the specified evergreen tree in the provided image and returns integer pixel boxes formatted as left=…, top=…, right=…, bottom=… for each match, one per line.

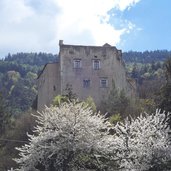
left=157, top=57, right=171, bottom=127
left=100, top=81, right=130, bottom=118
left=0, top=92, right=10, bottom=133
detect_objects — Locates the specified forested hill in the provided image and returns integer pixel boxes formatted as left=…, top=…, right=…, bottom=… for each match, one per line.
left=1, top=50, right=171, bottom=170
left=4, top=52, right=57, bottom=66
left=123, top=50, right=171, bottom=63
left=0, top=53, right=57, bottom=116
left=0, top=50, right=170, bottom=116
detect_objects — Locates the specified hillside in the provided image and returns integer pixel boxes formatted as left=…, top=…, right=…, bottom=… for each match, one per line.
left=0, top=50, right=171, bottom=170
left=0, top=50, right=170, bottom=116
left=123, top=50, right=171, bottom=63
left=0, top=53, right=57, bottom=116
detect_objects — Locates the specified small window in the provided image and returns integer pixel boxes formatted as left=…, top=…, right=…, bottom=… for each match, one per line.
left=93, top=59, right=100, bottom=70
left=100, top=78, right=108, bottom=88
left=83, top=79, right=90, bottom=88
left=53, top=85, right=56, bottom=91
left=69, top=50, right=74, bottom=54
left=73, top=59, right=81, bottom=69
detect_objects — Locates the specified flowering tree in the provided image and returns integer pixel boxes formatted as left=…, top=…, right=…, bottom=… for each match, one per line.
left=13, top=101, right=114, bottom=171
left=111, top=109, right=171, bottom=171
left=12, top=102, right=171, bottom=171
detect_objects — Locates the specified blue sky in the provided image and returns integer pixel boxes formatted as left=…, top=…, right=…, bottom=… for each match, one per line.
left=0, top=0, right=171, bottom=58
left=118, top=0, right=171, bottom=51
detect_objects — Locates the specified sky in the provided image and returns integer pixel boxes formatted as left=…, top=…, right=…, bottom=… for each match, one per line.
left=0, top=0, right=171, bottom=58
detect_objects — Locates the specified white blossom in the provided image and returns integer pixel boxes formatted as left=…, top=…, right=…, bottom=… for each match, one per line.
left=14, top=101, right=113, bottom=171
left=112, top=109, right=171, bottom=171
left=13, top=103, right=171, bottom=171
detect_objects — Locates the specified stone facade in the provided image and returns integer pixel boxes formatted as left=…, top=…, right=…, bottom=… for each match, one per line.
left=37, top=41, right=136, bottom=111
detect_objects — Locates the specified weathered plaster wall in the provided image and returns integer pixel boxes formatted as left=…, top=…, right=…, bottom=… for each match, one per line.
left=37, top=63, right=60, bottom=111
left=59, top=44, right=133, bottom=106
left=37, top=41, right=136, bottom=111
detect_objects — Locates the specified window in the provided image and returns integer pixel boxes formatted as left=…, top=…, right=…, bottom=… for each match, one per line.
left=69, top=50, right=74, bottom=54
left=83, top=79, right=90, bottom=88
left=73, top=59, right=81, bottom=69
left=100, top=78, right=108, bottom=88
left=93, top=59, right=100, bottom=70
left=53, top=85, right=56, bottom=91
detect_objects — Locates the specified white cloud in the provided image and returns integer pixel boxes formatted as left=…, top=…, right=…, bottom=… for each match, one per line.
left=116, top=0, right=141, bottom=11
left=55, top=0, right=141, bottom=46
left=0, top=0, right=34, bottom=24
left=0, top=0, right=141, bottom=57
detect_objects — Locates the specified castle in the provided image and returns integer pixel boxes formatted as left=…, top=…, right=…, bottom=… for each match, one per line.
left=37, top=40, right=136, bottom=111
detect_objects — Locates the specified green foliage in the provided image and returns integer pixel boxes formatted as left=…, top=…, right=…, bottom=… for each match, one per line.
left=4, top=52, right=57, bottom=66
left=83, top=96, right=97, bottom=113
left=134, top=98, right=156, bottom=114
left=127, top=61, right=164, bottom=86
left=0, top=92, right=10, bottom=133
left=53, top=84, right=78, bottom=107
left=124, top=52, right=169, bottom=118
left=158, top=84, right=171, bottom=113
left=123, top=50, right=171, bottom=63
left=1, top=50, right=171, bottom=169
left=100, top=81, right=130, bottom=118
left=7, top=78, right=37, bottom=115
left=53, top=95, right=68, bottom=106
left=138, top=78, right=164, bottom=99
left=7, top=71, right=20, bottom=84
left=0, top=52, right=57, bottom=115
left=0, top=111, right=36, bottom=170
left=164, top=57, right=171, bottom=83
left=26, top=71, right=37, bottom=80
left=109, top=113, right=121, bottom=124
left=156, top=58, right=171, bottom=127
left=53, top=95, right=97, bottom=115
left=63, top=84, right=77, bottom=101
left=0, top=51, right=168, bottom=117
left=131, top=63, right=139, bottom=79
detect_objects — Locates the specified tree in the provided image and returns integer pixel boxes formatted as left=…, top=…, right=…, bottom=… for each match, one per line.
left=53, top=95, right=96, bottom=114
left=63, top=84, right=77, bottom=101
left=100, top=82, right=130, bottom=118
left=53, top=84, right=77, bottom=107
left=12, top=103, right=171, bottom=170
left=53, top=95, right=68, bottom=106
left=0, top=92, right=10, bottom=133
left=158, top=84, right=171, bottom=113
left=0, top=111, right=36, bottom=170
left=83, top=96, right=97, bottom=113
left=157, top=58, right=171, bottom=126
left=13, top=101, right=114, bottom=171
left=131, top=63, right=139, bottom=79
left=165, top=57, right=171, bottom=83
left=111, top=109, right=171, bottom=171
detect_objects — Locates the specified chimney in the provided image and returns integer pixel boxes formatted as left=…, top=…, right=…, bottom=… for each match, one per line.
left=59, top=40, right=63, bottom=46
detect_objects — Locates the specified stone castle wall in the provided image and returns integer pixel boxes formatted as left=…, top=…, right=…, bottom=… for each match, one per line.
left=59, top=43, right=134, bottom=106
left=37, top=41, right=136, bottom=111
left=37, top=63, right=60, bottom=111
